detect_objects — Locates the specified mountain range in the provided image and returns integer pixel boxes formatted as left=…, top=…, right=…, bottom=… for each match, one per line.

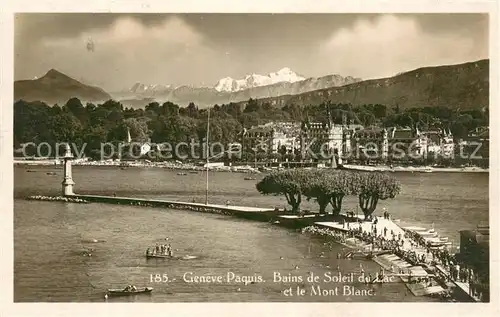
left=111, top=68, right=361, bottom=108
left=231, top=59, right=489, bottom=112
left=14, top=59, right=488, bottom=111
left=14, top=69, right=111, bottom=104
left=214, top=67, right=307, bottom=92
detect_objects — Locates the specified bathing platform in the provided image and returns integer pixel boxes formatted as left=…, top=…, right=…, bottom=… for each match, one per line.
left=373, top=253, right=445, bottom=296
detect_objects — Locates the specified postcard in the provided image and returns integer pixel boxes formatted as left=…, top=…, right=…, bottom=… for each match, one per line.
left=1, top=1, right=498, bottom=316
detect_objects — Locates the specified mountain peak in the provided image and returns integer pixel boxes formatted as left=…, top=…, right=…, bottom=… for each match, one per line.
left=42, top=69, right=73, bottom=81
left=129, top=82, right=173, bottom=93
left=15, top=68, right=112, bottom=104
left=276, top=67, right=293, bottom=74
left=214, top=68, right=306, bottom=92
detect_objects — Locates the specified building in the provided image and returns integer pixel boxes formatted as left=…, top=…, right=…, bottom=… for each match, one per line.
left=460, top=127, right=489, bottom=166
left=120, top=127, right=155, bottom=160
left=421, top=129, right=454, bottom=159
left=352, top=126, right=435, bottom=163
left=300, top=120, right=344, bottom=165
left=459, top=225, right=489, bottom=274
left=341, top=124, right=364, bottom=158
left=242, top=122, right=299, bottom=156
left=387, top=127, right=422, bottom=160
left=351, top=127, right=388, bottom=163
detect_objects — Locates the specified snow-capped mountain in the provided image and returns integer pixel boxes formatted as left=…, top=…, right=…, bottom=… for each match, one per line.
left=129, top=82, right=173, bottom=94
left=214, top=67, right=306, bottom=92
left=113, top=69, right=361, bottom=108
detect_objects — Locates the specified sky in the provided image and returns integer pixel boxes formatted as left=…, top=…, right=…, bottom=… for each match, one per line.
left=14, top=13, right=489, bottom=92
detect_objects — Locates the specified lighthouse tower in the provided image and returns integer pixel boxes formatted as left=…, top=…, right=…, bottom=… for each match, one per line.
left=61, top=143, right=75, bottom=196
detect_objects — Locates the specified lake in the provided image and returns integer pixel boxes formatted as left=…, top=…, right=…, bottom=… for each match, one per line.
left=14, top=166, right=489, bottom=302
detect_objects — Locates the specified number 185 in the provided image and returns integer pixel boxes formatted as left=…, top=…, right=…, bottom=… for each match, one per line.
left=150, top=274, right=169, bottom=283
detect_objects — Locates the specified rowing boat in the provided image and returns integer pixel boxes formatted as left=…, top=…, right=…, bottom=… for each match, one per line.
left=146, top=254, right=176, bottom=259
left=146, top=254, right=197, bottom=260
left=106, top=287, right=153, bottom=296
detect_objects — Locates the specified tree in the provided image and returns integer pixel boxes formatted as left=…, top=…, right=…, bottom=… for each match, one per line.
left=256, top=170, right=307, bottom=213
left=49, top=112, right=83, bottom=143
left=351, top=172, right=401, bottom=219
left=244, top=98, right=260, bottom=113
left=109, top=117, right=151, bottom=143
left=302, top=171, right=331, bottom=214
left=302, top=170, right=354, bottom=215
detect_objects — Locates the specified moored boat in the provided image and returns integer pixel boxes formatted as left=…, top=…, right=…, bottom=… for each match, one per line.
left=414, top=229, right=439, bottom=237
left=106, top=286, right=153, bottom=296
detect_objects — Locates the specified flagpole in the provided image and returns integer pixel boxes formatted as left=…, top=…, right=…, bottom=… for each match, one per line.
left=205, top=108, right=210, bottom=205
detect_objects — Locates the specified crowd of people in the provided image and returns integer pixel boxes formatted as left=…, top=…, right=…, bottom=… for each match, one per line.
left=302, top=214, right=488, bottom=301
left=146, top=243, right=173, bottom=257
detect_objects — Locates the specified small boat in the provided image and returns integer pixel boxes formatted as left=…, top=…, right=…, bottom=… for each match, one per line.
left=177, top=172, right=187, bottom=176
left=427, top=240, right=452, bottom=247
left=244, top=177, right=256, bottom=180
left=146, top=254, right=174, bottom=259
left=414, top=229, right=438, bottom=237
left=46, top=172, right=57, bottom=176
left=146, top=253, right=197, bottom=260
left=106, top=287, right=153, bottom=296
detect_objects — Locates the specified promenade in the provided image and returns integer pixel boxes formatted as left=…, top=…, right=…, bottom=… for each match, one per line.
left=312, top=215, right=483, bottom=301
left=315, top=216, right=423, bottom=254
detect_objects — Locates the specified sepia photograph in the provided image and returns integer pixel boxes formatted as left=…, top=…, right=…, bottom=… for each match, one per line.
left=3, top=2, right=497, bottom=312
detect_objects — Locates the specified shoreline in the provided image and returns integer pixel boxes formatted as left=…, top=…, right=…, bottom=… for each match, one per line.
left=342, top=164, right=489, bottom=173
left=14, top=160, right=489, bottom=173
left=14, top=160, right=262, bottom=174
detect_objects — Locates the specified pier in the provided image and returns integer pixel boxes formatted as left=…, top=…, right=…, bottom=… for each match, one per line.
left=71, top=194, right=276, bottom=221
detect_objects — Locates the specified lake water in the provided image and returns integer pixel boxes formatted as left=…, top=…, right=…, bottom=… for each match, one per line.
left=14, top=166, right=489, bottom=302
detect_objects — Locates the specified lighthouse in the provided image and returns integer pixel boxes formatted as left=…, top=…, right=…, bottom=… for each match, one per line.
left=61, top=143, right=75, bottom=196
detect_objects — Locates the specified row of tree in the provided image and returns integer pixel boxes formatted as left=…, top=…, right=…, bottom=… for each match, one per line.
left=256, top=170, right=401, bottom=219
left=14, top=97, right=488, bottom=159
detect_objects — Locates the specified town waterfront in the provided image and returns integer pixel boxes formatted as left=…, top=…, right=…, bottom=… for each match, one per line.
left=14, top=165, right=489, bottom=302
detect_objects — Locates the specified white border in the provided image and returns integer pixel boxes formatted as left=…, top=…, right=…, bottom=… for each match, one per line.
left=1, top=1, right=498, bottom=316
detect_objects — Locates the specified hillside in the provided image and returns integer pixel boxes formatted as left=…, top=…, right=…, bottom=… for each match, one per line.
left=237, top=59, right=489, bottom=111
left=14, top=69, right=112, bottom=104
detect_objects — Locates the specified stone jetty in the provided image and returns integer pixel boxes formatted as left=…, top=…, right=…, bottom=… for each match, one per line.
left=27, top=195, right=89, bottom=204
left=71, top=194, right=276, bottom=221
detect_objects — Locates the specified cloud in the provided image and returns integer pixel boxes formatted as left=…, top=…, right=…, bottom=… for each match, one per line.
left=37, top=16, right=217, bottom=90
left=319, top=15, right=485, bottom=79
left=44, top=16, right=203, bottom=48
